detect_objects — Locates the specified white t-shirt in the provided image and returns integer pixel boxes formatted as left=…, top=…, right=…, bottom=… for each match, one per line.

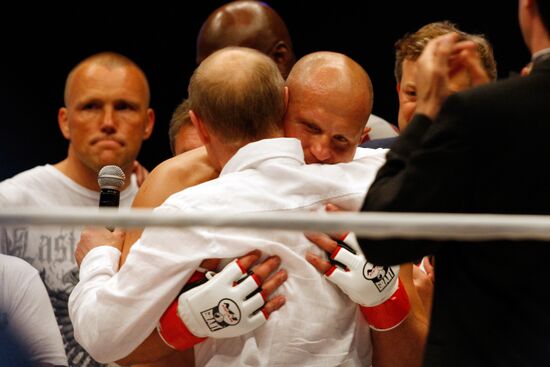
left=0, top=164, right=138, bottom=366
left=70, top=138, right=387, bottom=366
left=366, top=114, right=399, bottom=139
left=0, top=254, right=68, bottom=366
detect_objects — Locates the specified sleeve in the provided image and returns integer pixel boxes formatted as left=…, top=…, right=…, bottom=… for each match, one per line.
left=68, top=203, right=251, bottom=363
left=9, top=265, right=68, bottom=366
left=359, top=95, right=476, bottom=265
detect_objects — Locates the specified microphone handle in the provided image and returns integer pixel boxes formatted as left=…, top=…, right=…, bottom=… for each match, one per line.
left=99, top=188, right=120, bottom=207
left=99, top=188, right=120, bottom=231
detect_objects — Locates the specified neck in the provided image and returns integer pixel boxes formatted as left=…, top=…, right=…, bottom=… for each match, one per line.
left=54, top=155, right=132, bottom=192
left=209, top=131, right=285, bottom=169
left=527, top=14, right=550, bottom=55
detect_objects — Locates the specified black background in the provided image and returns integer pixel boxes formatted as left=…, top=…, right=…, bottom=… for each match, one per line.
left=0, top=2, right=528, bottom=180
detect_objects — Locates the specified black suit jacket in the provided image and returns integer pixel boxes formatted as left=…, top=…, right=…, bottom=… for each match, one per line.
left=360, top=58, right=550, bottom=366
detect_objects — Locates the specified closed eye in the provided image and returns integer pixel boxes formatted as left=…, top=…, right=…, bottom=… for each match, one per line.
left=303, top=121, right=321, bottom=133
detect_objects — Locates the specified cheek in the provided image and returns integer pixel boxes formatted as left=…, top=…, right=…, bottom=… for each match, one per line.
left=402, top=101, right=416, bottom=121
left=286, top=127, right=309, bottom=146
left=338, top=148, right=355, bottom=163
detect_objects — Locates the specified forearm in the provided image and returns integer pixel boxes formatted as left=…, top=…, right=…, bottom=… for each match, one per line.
left=371, top=314, right=428, bottom=367
left=371, top=264, right=428, bottom=367
left=69, top=245, right=197, bottom=363
left=115, top=331, right=175, bottom=365
left=70, top=246, right=143, bottom=362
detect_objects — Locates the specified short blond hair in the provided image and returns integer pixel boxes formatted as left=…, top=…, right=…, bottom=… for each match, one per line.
left=188, top=47, right=285, bottom=144
left=394, top=21, right=497, bottom=83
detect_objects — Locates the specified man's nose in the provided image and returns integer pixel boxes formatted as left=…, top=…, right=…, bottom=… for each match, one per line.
left=310, top=137, right=332, bottom=163
left=100, top=106, right=116, bottom=134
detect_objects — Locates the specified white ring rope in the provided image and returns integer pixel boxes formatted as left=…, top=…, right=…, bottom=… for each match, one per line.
left=2, top=207, right=550, bottom=242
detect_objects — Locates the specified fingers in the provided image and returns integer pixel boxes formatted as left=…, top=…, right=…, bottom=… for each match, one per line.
left=325, top=203, right=342, bottom=212
left=199, top=258, right=221, bottom=271
left=323, top=204, right=349, bottom=239
left=235, top=250, right=262, bottom=272
left=262, top=295, right=286, bottom=317
left=305, top=232, right=338, bottom=253
left=261, top=269, right=288, bottom=297
left=463, top=52, right=491, bottom=86
left=422, top=256, right=435, bottom=282
left=251, top=255, right=281, bottom=282
left=305, top=252, right=332, bottom=274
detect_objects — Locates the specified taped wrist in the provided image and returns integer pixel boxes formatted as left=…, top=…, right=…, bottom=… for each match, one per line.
left=157, top=297, right=206, bottom=350
left=360, top=278, right=410, bottom=331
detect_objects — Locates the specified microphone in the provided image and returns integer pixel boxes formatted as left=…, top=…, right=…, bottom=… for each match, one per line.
left=97, top=165, right=125, bottom=231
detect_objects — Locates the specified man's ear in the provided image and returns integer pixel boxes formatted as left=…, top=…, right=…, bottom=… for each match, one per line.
left=270, top=41, right=291, bottom=66
left=143, top=108, right=155, bottom=140
left=189, top=110, right=210, bottom=145
left=58, top=107, right=70, bottom=140
left=396, top=82, right=401, bottom=94
left=360, top=125, right=372, bottom=144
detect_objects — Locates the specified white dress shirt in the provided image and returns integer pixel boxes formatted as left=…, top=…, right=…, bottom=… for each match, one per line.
left=69, top=138, right=387, bottom=366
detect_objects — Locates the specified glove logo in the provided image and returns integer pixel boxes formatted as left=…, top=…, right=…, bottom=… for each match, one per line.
left=201, top=298, right=241, bottom=332
left=363, top=263, right=396, bottom=292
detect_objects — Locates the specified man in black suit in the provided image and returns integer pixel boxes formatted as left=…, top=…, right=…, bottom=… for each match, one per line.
left=359, top=0, right=550, bottom=366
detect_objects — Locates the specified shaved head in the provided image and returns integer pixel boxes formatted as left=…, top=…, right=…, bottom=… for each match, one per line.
left=197, top=1, right=295, bottom=77
left=287, top=51, right=373, bottom=123
left=64, top=52, right=150, bottom=107
left=284, top=52, right=373, bottom=164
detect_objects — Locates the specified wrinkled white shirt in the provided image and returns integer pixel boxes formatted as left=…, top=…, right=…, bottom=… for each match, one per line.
left=69, top=138, right=387, bottom=366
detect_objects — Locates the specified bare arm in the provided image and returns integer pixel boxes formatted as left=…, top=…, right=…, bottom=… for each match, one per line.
left=370, top=263, right=428, bottom=367
left=120, top=147, right=219, bottom=265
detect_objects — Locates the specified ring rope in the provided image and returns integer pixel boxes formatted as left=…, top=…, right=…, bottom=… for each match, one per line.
left=2, top=207, right=550, bottom=242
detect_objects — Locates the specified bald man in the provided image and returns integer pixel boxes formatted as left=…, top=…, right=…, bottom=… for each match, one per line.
left=0, top=52, right=155, bottom=366
left=284, top=51, right=373, bottom=163
left=191, top=1, right=396, bottom=146
left=196, top=0, right=295, bottom=78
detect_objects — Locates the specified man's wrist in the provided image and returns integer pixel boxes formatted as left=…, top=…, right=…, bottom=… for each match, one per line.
left=157, top=299, right=206, bottom=350
left=359, top=278, right=411, bottom=331
left=79, top=246, right=121, bottom=282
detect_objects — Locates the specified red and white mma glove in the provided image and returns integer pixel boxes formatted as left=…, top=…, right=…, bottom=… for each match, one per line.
left=158, top=259, right=267, bottom=350
left=326, top=233, right=410, bottom=331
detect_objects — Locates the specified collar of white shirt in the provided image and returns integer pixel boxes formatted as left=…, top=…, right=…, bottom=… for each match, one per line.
left=221, top=137, right=305, bottom=176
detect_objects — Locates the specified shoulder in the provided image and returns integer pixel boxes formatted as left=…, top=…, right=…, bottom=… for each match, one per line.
left=0, top=166, right=54, bottom=205
left=132, top=147, right=219, bottom=209
left=0, top=254, right=38, bottom=285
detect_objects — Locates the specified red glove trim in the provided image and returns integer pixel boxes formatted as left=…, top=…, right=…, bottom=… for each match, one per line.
left=329, top=246, right=341, bottom=260
left=188, top=270, right=206, bottom=284
left=158, top=299, right=206, bottom=350
left=360, top=278, right=410, bottom=331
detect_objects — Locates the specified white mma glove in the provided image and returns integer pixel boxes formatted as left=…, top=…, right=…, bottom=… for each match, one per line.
left=326, top=233, right=410, bottom=331
left=158, top=259, right=267, bottom=350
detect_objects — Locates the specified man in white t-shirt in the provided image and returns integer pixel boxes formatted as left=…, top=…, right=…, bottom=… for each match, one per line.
left=0, top=52, right=155, bottom=367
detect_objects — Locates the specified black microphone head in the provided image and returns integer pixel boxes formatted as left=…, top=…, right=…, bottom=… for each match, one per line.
left=97, top=165, right=125, bottom=191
